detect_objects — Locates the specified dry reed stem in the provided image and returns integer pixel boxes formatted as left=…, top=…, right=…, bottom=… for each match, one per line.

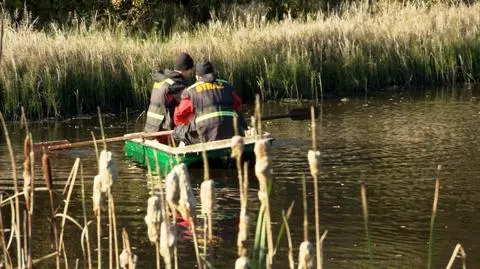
left=0, top=112, right=22, bottom=268
left=302, top=175, right=308, bottom=242
left=27, top=135, right=34, bottom=269
left=42, top=150, right=59, bottom=269
left=309, top=106, right=321, bottom=269
left=237, top=162, right=250, bottom=258
left=22, top=210, right=26, bottom=268
left=427, top=166, right=441, bottom=269
left=281, top=210, right=294, bottom=269
left=109, top=193, right=120, bottom=269
left=0, top=195, right=13, bottom=268
left=155, top=243, right=161, bottom=269
left=190, top=219, right=203, bottom=269
left=97, top=107, right=107, bottom=151
left=108, top=196, right=113, bottom=269
left=255, top=95, right=262, bottom=137
left=81, top=164, right=93, bottom=269
left=0, top=6, right=4, bottom=64
left=445, top=243, right=466, bottom=269
left=58, top=158, right=80, bottom=254
left=91, top=131, right=100, bottom=166
left=120, top=229, right=137, bottom=269
left=154, top=156, right=175, bottom=269
left=254, top=139, right=274, bottom=268
left=145, top=162, right=162, bottom=269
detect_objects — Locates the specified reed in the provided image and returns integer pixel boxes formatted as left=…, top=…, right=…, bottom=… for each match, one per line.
left=0, top=112, right=22, bottom=268
left=80, top=164, right=93, bottom=269
left=41, top=149, right=60, bottom=268
left=4, top=2, right=480, bottom=118
left=308, top=106, right=322, bottom=269
left=445, top=244, right=466, bottom=269
left=427, top=165, right=441, bottom=269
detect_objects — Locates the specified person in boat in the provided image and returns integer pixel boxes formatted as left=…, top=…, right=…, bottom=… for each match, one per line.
left=144, top=52, right=194, bottom=136
left=172, top=59, right=247, bottom=145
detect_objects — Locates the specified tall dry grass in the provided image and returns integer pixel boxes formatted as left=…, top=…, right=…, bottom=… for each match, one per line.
left=1, top=2, right=480, bottom=118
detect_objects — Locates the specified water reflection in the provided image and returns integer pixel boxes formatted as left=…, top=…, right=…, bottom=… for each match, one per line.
left=0, top=87, right=479, bottom=268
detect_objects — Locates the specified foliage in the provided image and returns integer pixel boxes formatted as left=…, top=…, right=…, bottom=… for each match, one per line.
left=2, top=1, right=480, bottom=118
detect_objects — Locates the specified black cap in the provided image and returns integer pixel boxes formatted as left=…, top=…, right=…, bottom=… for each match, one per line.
left=174, top=52, right=194, bottom=71
left=196, top=59, right=216, bottom=81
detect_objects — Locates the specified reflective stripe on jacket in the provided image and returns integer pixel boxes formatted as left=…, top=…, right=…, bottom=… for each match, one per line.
left=144, top=71, right=187, bottom=132
left=176, top=78, right=243, bottom=141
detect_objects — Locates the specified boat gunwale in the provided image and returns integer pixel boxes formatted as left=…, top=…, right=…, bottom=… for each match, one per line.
left=125, top=133, right=272, bottom=155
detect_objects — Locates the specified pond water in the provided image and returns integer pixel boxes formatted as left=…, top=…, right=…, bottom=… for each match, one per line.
left=1, top=87, right=480, bottom=268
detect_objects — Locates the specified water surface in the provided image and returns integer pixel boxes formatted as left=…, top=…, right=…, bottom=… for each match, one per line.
left=1, top=87, right=480, bottom=268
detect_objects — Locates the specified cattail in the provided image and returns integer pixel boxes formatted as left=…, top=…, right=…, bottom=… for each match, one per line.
left=23, top=135, right=31, bottom=160
left=237, top=209, right=249, bottom=256
left=200, top=180, right=215, bottom=215
left=41, top=152, right=53, bottom=190
left=144, top=195, right=163, bottom=243
left=235, top=256, right=251, bottom=269
left=120, top=249, right=137, bottom=269
left=23, top=158, right=32, bottom=204
left=165, top=169, right=180, bottom=210
left=174, top=164, right=196, bottom=221
left=93, top=175, right=103, bottom=215
left=253, top=139, right=274, bottom=267
left=231, top=136, right=244, bottom=159
left=254, top=140, right=271, bottom=181
left=307, top=150, right=320, bottom=177
left=99, top=150, right=117, bottom=191
left=120, top=229, right=138, bottom=269
left=159, top=221, right=175, bottom=266
left=23, top=136, right=32, bottom=204
left=297, top=241, right=315, bottom=269
left=254, top=140, right=271, bottom=204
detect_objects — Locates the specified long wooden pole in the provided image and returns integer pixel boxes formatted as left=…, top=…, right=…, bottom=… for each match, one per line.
left=46, top=130, right=174, bottom=150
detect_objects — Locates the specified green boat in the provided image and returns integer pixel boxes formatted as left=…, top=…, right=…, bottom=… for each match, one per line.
left=124, top=133, right=273, bottom=175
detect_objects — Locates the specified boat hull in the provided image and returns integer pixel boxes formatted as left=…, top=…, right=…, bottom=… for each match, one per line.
left=124, top=134, right=272, bottom=175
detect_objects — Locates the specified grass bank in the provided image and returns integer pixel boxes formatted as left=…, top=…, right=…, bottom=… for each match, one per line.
left=1, top=1, right=480, bottom=119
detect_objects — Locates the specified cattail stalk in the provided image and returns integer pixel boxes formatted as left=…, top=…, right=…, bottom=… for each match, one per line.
left=254, top=139, right=274, bottom=269
left=0, top=112, right=22, bottom=268
left=58, top=158, right=80, bottom=256
left=282, top=210, right=294, bottom=269
left=427, top=165, right=441, bottom=269
left=309, top=106, right=322, bottom=269
left=0, top=195, right=12, bottom=268
left=120, top=228, right=137, bottom=269
left=42, top=150, right=60, bottom=269
left=80, top=164, right=93, bottom=269
left=91, top=131, right=100, bottom=165
left=445, top=243, right=466, bottom=269
left=154, top=155, right=175, bottom=269
left=22, top=134, right=33, bottom=269
left=97, top=190, right=102, bottom=269
left=28, top=136, right=34, bottom=269
left=109, top=193, right=120, bottom=269
left=298, top=175, right=315, bottom=269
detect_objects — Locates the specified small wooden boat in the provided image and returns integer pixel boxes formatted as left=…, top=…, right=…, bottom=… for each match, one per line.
left=124, top=133, right=273, bottom=175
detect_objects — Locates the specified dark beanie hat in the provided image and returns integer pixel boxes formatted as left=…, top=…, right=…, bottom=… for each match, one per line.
left=196, top=59, right=216, bottom=81
left=174, top=52, right=194, bottom=71
left=196, top=60, right=214, bottom=77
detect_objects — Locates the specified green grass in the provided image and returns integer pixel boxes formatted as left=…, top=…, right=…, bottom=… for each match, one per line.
left=2, top=1, right=480, bottom=119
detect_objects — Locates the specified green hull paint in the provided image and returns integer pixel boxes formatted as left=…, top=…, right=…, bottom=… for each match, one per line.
left=124, top=136, right=269, bottom=176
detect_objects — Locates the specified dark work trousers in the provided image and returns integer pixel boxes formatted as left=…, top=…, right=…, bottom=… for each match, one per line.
left=173, top=124, right=200, bottom=145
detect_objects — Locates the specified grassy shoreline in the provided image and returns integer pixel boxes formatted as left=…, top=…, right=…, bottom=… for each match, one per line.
left=1, top=1, right=480, bottom=119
